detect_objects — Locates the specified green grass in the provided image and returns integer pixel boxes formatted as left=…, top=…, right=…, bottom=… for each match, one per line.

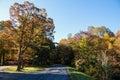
left=67, top=67, right=95, bottom=80
left=3, top=66, right=44, bottom=73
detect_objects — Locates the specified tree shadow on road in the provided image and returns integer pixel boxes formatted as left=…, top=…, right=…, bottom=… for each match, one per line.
left=0, top=71, right=70, bottom=80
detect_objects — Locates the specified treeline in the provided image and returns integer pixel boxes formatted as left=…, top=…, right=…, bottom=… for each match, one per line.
left=59, top=26, right=120, bottom=80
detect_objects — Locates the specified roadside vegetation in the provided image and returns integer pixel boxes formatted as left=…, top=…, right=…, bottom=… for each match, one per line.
left=67, top=67, right=95, bottom=80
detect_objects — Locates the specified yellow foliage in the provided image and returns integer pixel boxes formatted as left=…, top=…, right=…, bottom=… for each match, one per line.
left=104, top=33, right=110, bottom=40
left=108, top=43, right=113, bottom=49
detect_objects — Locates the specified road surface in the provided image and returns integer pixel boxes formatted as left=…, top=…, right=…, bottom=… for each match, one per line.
left=0, top=65, right=70, bottom=80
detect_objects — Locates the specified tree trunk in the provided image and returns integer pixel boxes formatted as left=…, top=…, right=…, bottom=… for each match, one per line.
left=2, top=52, right=5, bottom=65
left=17, top=45, right=23, bottom=71
left=17, top=29, right=24, bottom=71
left=0, top=52, right=4, bottom=66
left=0, top=54, right=1, bottom=65
left=17, top=44, right=26, bottom=71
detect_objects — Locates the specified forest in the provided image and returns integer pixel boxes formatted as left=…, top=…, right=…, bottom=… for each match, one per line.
left=0, top=1, right=120, bottom=80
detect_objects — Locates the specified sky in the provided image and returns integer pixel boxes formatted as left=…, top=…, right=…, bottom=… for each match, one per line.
left=0, top=0, right=120, bottom=42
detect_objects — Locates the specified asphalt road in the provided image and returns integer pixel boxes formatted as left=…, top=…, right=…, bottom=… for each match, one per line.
left=0, top=65, right=70, bottom=80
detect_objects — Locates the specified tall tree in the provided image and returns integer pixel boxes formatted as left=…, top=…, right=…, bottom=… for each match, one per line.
left=9, top=1, right=55, bottom=71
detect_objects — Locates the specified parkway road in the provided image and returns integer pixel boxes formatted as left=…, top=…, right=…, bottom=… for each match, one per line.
left=0, top=65, right=70, bottom=80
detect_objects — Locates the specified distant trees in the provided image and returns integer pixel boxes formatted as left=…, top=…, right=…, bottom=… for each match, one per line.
left=0, top=20, right=17, bottom=65
left=32, top=38, right=55, bottom=65
left=88, top=26, right=114, bottom=37
left=58, top=39, right=74, bottom=65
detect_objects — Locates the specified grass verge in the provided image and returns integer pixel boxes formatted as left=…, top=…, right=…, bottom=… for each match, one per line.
left=67, top=67, right=95, bottom=80
left=3, top=66, right=44, bottom=73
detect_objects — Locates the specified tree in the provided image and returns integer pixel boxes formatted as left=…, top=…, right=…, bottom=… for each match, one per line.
left=88, top=26, right=114, bottom=37
left=9, top=1, right=55, bottom=71
left=58, top=40, right=74, bottom=65
left=32, top=37, right=55, bottom=65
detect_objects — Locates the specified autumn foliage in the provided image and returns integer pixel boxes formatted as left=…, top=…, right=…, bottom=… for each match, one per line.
left=0, top=1, right=120, bottom=80
left=59, top=26, right=120, bottom=80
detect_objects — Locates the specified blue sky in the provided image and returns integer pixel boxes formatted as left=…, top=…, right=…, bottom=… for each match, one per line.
left=0, top=0, right=120, bottom=42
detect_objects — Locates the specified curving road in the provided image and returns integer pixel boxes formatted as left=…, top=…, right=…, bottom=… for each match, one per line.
left=0, top=65, right=70, bottom=80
